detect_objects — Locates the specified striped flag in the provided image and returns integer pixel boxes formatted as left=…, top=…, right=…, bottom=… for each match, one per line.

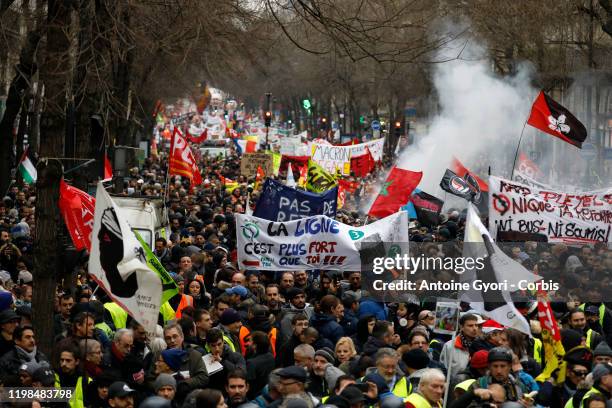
left=18, top=149, right=37, bottom=184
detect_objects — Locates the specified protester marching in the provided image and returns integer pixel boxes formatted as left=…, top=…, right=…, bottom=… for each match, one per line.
left=1, top=80, right=612, bottom=408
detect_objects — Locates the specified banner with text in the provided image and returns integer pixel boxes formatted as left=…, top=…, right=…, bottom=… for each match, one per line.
left=253, top=178, right=338, bottom=221
left=489, top=175, right=612, bottom=244
left=311, top=142, right=352, bottom=176
left=236, top=211, right=408, bottom=270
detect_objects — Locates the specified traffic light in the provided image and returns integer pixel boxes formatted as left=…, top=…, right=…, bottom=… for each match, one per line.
left=394, top=120, right=402, bottom=138
left=264, top=111, right=272, bottom=127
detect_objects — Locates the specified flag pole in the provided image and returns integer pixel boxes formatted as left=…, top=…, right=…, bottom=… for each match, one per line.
left=442, top=304, right=461, bottom=408
left=510, top=120, right=528, bottom=180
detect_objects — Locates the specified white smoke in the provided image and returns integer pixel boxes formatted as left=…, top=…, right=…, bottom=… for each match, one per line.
left=398, top=41, right=536, bottom=199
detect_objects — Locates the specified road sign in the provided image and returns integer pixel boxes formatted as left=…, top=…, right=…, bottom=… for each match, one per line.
left=371, top=120, right=381, bottom=131
left=581, top=143, right=597, bottom=160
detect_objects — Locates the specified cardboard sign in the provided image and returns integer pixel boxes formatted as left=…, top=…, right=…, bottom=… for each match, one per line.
left=241, top=152, right=274, bottom=176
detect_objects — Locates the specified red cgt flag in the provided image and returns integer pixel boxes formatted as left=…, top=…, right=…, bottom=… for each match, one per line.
left=368, top=167, right=422, bottom=218
left=527, top=91, right=587, bottom=148
left=517, top=152, right=543, bottom=179
left=103, top=154, right=113, bottom=181
left=169, top=127, right=202, bottom=186
left=186, top=127, right=208, bottom=144
left=59, top=180, right=96, bottom=251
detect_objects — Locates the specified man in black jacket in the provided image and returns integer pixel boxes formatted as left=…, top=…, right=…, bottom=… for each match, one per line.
left=204, top=328, right=246, bottom=392
left=0, top=325, right=49, bottom=384
left=276, top=313, right=309, bottom=368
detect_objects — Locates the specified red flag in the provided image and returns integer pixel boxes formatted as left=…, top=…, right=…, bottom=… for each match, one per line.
left=169, top=128, right=202, bottom=186
left=527, top=91, right=587, bottom=148
left=368, top=167, right=422, bottom=218
left=186, top=127, right=208, bottom=143
left=245, top=140, right=257, bottom=153
left=337, top=179, right=360, bottom=209
left=517, top=152, right=543, bottom=179
left=351, top=147, right=375, bottom=177
left=103, top=154, right=113, bottom=181
left=451, top=157, right=488, bottom=192
left=537, top=298, right=561, bottom=342
left=59, top=180, right=96, bottom=251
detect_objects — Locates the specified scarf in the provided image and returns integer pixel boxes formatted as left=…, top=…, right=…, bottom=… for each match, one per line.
left=15, top=345, right=37, bottom=362
left=458, top=333, right=474, bottom=350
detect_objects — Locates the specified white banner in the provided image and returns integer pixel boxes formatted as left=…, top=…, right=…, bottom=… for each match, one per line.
left=89, top=183, right=162, bottom=333
left=489, top=176, right=612, bottom=244
left=236, top=211, right=409, bottom=270
left=311, top=142, right=352, bottom=175
left=350, top=138, right=385, bottom=161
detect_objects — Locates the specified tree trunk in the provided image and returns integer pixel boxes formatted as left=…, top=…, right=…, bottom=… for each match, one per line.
left=33, top=0, right=72, bottom=357
left=0, top=28, right=40, bottom=196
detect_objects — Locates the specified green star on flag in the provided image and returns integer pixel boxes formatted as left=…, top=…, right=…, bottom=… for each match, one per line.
left=380, top=180, right=393, bottom=196
left=368, top=167, right=422, bottom=218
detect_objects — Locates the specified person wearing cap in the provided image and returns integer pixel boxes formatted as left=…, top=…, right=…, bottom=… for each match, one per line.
left=32, top=366, right=56, bottom=388
left=107, top=381, right=136, bottom=408
left=403, top=349, right=432, bottom=393
left=0, top=325, right=48, bottom=383
left=593, top=342, right=612, bottom=365
left=452, top=349, right=489, bottom=398
left=469, top=320, right=508, bottom=354
left=217, top=308, right=242, bottom=353
left=243, top=304, right=277, bottom=358
left=273, top=365, right=319, bottom=408
left=471, top=347, right=529, bottom=403
left=153, top=373, right=177, bottom=406
left=405, top=368, right=446, bottom=408
left=157, top=322, right=209, bottom=392
left=567, top=363, right=612, bottom=408
left=279, top=287, right=314, bottom=343
left=338, top=384, right=367, bottom=408
left=440, top=313, right=481, bottom=379
left=17, top=360, right=41, bottom=386
left=568, top=309, right=603, bottom=351
left=0, top=308, right=20, bottom=356
left=309, top=347, right=344, bottom=399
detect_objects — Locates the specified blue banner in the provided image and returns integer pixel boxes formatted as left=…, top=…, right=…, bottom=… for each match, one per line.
left=254, top=178, right=338, bottom=222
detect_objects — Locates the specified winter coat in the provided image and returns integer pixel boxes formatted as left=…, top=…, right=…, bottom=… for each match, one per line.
left=246, top=352, right=276, bottom=399
left=310, top=313, right=344, bottom=347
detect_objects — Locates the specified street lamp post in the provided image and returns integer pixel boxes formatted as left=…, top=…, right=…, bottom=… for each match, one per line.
left=265, top=92, right=271, bottom=148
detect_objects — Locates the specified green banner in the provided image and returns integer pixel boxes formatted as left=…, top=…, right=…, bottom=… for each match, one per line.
left=134, top=231, right=178, bottom=304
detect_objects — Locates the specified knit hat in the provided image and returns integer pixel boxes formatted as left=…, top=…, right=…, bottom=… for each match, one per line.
left=0, top=291, right=13, bottom=311
left=220, top=308, right=241, bottom=325
left=315, top=347, right=335, bottom=364
left=19, top=361, right=42, bottom=375
left=401, top=349, right=429, bottom=370
left=153, top=373, right=177, bottom=392
left=561, top=329, right=583, bottom=351
left=361, top=372, right=390, bottom=394
left=592, top=363, right=612, bottom=383
left=286, top=287, right=305, bottom=300
left=593, top=342, right=612, bottom=358
left=32, top=367, right=55, bottom=386
left=161, top=349, right=187, bottom=371
left=470, top=350, right=489, bottom=369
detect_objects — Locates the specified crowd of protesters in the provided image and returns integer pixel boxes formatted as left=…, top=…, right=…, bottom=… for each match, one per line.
left=0, top=113, right=610, bottom=408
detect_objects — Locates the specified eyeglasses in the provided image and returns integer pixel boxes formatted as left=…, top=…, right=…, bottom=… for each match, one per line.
left=572, top=370, right=588, bottom=377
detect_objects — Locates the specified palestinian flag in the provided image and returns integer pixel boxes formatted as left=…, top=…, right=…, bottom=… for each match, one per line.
left=18, top=149, right=37, bottom=184
left=527, top=91, right=587, bottom=148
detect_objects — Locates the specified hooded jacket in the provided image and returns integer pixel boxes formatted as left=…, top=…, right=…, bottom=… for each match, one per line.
left=310, top=313, right=344, bottom=347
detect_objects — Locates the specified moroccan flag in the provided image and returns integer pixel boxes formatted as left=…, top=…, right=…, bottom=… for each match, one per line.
left=59, top=180, right=96, bottom=251
left=368, top=167, right=422, bottom=218
left=527, top=91, right=587, bottom=148
left=169, top=128, right=202, bottom=186
left=517, top=152, right=543, bottom=179
left=18, top=149, right=37, bottom=184
left=103, top=154, right=113, bottom=181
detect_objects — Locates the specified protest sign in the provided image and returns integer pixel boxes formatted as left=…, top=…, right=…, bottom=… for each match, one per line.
left=350, top=138, right=385, bottom=161
left=434, top=300, right=459, bottom=335
left=489, top=175, right=612, bottom=244
left=311, top=142, right=352, bottom=176
left=254, top=178, right=338, bottom=221
left=200, top=147, right=229, bottom=158
left=236, top=211, right=408, bottom=271
left=240, top=152, right=273, bottom=176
